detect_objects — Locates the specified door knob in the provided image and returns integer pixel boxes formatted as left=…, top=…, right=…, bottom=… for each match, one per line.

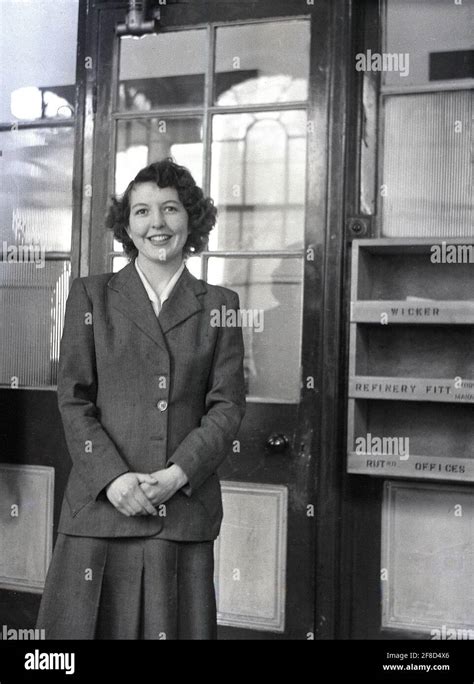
left=265, top=433, right=290, bottom=454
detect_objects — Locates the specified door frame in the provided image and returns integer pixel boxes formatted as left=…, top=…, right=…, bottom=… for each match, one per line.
left=79, top=0, right=354, bottom=639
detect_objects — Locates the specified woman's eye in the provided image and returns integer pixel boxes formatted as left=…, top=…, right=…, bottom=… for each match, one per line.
left=164, top=206, right=178, bottom=213
left=135, top=208, right=148, bottom=216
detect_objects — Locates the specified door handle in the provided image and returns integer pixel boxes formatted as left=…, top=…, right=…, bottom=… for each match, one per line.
left=265, top=433, right=290, bottom=454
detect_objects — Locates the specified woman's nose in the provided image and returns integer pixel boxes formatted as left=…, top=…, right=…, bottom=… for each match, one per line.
left=151, top=208, right=165, bottom=227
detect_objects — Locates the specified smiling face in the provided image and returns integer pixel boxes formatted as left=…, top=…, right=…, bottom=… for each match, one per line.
left=126, top=183, right=189, bottom=267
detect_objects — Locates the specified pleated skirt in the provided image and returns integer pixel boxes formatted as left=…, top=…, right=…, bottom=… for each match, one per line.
left=36, top=534, right=217, bottom=640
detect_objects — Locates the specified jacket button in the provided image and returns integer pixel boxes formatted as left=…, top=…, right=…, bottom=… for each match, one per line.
left=157, top=400, right=168, bottom=411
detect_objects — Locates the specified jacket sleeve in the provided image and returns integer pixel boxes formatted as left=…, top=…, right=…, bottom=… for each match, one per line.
left=57, top=278, right=130, bottom=499
left=168, top=290, right=246, bottom=494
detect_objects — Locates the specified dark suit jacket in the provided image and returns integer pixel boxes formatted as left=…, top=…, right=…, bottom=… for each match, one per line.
left=56, top=261, right=246, bottom=540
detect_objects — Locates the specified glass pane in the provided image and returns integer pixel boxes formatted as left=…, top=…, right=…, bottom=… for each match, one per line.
left=0, top=127, right=74, bottom=251
left=385, top=0, right=473, bottom=88
left=214, top=21, right=310, bottom=106
left=118, top=30, right=206, bottom=111
left=207, top=257, right=303, bottom=404
left=0, top=260, right=71, bottom=387
left=0, top=0, right=78, bottom=122
left=210, top=111, right=306, bottom=250
left=186, top=255, right=202, bottom=279
left=113, top=256, right=129, bottom=273
left=115, top=117, right=203, bottom=194
left=382, top=91, right=472, bottom=237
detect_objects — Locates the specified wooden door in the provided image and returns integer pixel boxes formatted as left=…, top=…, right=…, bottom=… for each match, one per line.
left=86, top=0, right=349, bottom=640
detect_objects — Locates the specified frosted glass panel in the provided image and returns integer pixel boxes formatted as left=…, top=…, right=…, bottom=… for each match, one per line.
left=381, top=91, right=473, bottom=237
left=0, top=127, right=74, bottom=251
left=0, top=0, right=78, bottom=121
left=207, top=257, right=303, bottom=403
left=0, top=261, right=70, bottom=387
left=210, top=111, right=306, bottom=250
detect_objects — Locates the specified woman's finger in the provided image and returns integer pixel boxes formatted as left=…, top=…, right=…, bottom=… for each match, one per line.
left=130, top=489, right=157, bottom=516
left=117, top=492, right=137, bottom=516
left=136, top=490, right=158, bottom=515
left=139, top=483, right=153, bottom=498
left=114, top=500, right=131, bottom=516
left=136, top=473, right=158, bottom=485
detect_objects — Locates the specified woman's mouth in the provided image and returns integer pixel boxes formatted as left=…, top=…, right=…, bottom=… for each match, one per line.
left=148, top=234, right=172, bottom=245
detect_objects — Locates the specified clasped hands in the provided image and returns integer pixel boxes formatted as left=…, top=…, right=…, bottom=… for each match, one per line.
left=105, top=464, right=188, bottom=517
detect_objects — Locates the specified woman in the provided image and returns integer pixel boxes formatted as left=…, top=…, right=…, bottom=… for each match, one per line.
left=36, top=159, right=246, bottom=639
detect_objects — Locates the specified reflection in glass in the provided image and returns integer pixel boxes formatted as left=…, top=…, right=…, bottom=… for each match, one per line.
left=210, top=111, right=306, bottom=250
left=0, top=260, right=70, bottom=387
left=0, top=127, right=74, bottom=252
left=10, top=87, right=75, bottom=121
left=382, top=91, right=472, bottom=237
left=214, top=21, right=310, bottom=106
left=118, top=31, right=206, bottom=111
left=207, top=257, right=303, bottom=403
left=0, top=0, right=78, bottom=122
left=115, top=118, right=203, bottom=195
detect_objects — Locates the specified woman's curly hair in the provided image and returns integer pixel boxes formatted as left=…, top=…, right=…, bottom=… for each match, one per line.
left=106, top=158, right=217, bottom=259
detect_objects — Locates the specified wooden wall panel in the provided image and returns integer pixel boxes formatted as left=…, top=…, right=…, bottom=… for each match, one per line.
left=0, top=464, right=54, bottom=593
left=215, top=481, right=288, bottom=633
left=382, top=480, right=474, bottom=635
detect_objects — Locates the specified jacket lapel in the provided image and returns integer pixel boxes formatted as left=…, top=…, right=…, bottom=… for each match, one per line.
left=159, top=266, right=206, bottom=334
left=107, top=261, right=206, bottom=350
